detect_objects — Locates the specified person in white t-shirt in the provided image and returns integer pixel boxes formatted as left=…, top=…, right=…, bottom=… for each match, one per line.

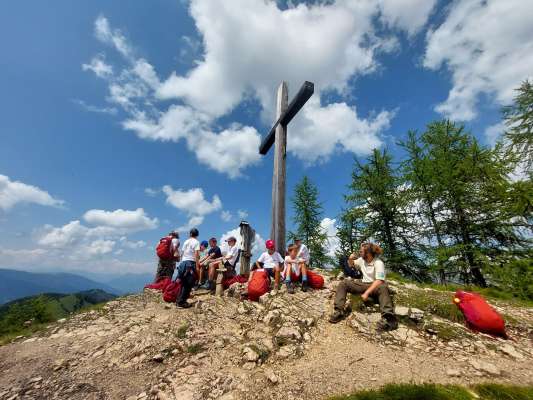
left=255, top=239, right=284, bottom=292
left=176, top=228, right=201, bottom=308
left=329, top=242, right=398, bottom=331
left=283, top=243, right=309, bottom=294
left=206, top=236, right=239, bottom=292
left=294, top=238, right=310, bottom=267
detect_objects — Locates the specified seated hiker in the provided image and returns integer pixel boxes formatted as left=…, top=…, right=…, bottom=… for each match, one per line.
left=194, top=240, right=210, bottom=290
left=154, top=231, right=180, bottom=281
left=283, top=244, right=308, bottom=294
left=207, top=236, right=239, bottom=292
left=294, top=238, right=310, bottom=268
left=175, top=228, right=201, bottom=308
left=196, top=238, right=222, bottom=290
left=329, top=242, right=398, bottom=331
left=256, top=239, right=284, bottom=294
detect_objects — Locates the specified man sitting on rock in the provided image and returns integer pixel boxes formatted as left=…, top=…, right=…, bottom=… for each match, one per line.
left=256, top=239, right=284, bottom=294
left=329, top=242, right=398, bottom=331
left=206, top=236, right=239, bottom=292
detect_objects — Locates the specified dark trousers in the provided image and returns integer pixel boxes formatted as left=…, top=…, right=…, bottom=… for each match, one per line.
left=334, top=280, right=395, bottom=317
left=155, top=259, right=176, bottom=281
left=177, top=261, right=196, bottom=304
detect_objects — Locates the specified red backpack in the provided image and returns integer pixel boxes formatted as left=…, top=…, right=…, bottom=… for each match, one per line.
left=163, top=280, right=182, bottom=303
left=156, top=236, right=174, bottom=260
left=248, top=270, right=270, bottom=302
left=454, top=290, right=507, bottom=338
left=144, top=277, right=172, bottom=291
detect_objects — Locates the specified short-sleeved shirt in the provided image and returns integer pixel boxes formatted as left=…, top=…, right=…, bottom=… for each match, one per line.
left=257, top=251, right=284, bottom=269
left=285, top=255, right=303, bottom=273
left=171, top=238, right=180, bottom=257
left=297, top=244, right=310, bottom=263
left=208, top=245, right=222, bottom=259
left=224, top=245, right=239, bottom=266
left=353, top=257, right=386, bottom=283
left=181, top=238, right=200, bottom=262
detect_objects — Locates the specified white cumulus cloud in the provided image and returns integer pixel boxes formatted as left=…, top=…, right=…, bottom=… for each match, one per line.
left=83, top=208, right=158, bottom=232
left=424, top=0, right=533, bottom=121
left=84, top=1, right=437, bottom=177
left=0, top=174, right=64, bottom=211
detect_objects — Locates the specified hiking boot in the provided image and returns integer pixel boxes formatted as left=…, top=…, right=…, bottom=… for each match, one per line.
left=301, top=280, right=309, bottom=292
left=329, top=310, right=345, bottom=324
left=177, top=301, right=192, bottom=309
left=200, top=281, right=211, bottom=290
left=376, top=315, right=398, bottom=332
left=286, top=282, right=295, bottom=294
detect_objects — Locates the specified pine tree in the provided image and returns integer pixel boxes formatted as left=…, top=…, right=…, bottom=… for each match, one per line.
left=346, top=149, right=426, bottom=279
left=289, top=176, right=329, bottom=268
left=502, top=80, right=533, bottom=172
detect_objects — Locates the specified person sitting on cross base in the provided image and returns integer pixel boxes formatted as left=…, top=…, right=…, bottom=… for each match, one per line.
left=175, top=228, right=201, bottom=308
left=294, top=238, right=310, bottom=268
left=283, top=243, right=308, bottom=294
left=206, top=236, right=239, bottom=292
left=329, top=242, right=398, bottom=331
left=255, top=239, right=284, bottom=294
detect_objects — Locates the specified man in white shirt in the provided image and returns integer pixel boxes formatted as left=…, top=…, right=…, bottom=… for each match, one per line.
left=255, top=239, right=284, bottom=292
left=329, top=242, right=397, bottom=331
left=294, top=238, right=310, bottom=267
left=176, top=228, right=201, bottom=308
left=207, top=236, right=239, bottom=292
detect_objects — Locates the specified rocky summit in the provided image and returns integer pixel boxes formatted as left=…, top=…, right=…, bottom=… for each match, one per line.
left=0, top=276, right=532, bottom=400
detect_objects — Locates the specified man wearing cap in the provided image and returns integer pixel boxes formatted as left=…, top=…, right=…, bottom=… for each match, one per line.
left=206, top=236, right=239, bottom=292
left=256, top=239, right=284, bottom=293
left=294, top=238, right=310, bottom=268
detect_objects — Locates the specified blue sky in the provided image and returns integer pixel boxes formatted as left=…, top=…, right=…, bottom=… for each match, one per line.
left=1, top=0, right=531, bottom=277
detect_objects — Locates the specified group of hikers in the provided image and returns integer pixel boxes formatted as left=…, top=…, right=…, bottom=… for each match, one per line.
left=152, top=227, right=398, bottom=332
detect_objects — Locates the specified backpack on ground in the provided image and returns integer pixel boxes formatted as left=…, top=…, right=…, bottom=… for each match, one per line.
left=144, top=276, right=172, bottom=291
left=248, top=270, right=270, bottom=302
left=156, top=236, right=174, bottom=260
left=453, top=290, right=507, bottom=339
left=307, top=270, right=324, bottom=289
left=163, top=279, right=182, bottom=303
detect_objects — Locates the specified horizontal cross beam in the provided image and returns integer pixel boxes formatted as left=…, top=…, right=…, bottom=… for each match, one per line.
left=259, top=81, right=314, bottom=155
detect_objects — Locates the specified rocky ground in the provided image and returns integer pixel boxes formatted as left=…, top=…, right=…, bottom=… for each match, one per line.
left=0, top=275, right=532, bottom=400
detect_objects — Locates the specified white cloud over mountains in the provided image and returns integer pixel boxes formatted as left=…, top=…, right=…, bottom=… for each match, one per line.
left=162, top=185, right=222, bottom=231
left=0, top=174, right=64, bottom=211
left=424, top=0, right=533, bottom=121
left=83, top=208, right=158, bottom=231
left=83, top=1, right=438, bottom=176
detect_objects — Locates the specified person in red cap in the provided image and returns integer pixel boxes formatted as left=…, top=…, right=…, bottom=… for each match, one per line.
left=255, top=239, right=284, bottom=293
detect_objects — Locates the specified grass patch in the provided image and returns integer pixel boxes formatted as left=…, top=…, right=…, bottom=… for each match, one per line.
left=423, top=320, right=468, bottom=341
left=473, top=383, right=533, bottom=400
left=388, top=273, right=533, bottom=307
left=177, top=323, right=189, bottom=339
left=329, top=383, right=533, bottom=400
left=186, top=343, right=205, bottom=354
left=394, top=289, right=464, bottom=323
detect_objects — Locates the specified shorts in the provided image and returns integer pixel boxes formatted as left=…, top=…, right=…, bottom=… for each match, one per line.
left=265, top=268, right=277, bottom=278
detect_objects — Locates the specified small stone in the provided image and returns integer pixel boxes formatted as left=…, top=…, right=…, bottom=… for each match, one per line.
left=500, top=343, right=524, bottom=360
left=157, top=392, right=169, bottom=400
left=259, top=293, right=271, bottom=304
left=242, top=346, right=260, bottom=362
left=395, top=306, right=409, bottom=317
left=152, top=353, right=165, bottom=362
left=57, top=318, right=67, bottom=323
left=469, top=360, right=500, bottom=376
left=446, top=368, right=461, bottom=377
left=29, top=376, right=43, bottom=384
left=264, top=368, right=279, bottom=384
left=409, top=308, right=424, bottom=322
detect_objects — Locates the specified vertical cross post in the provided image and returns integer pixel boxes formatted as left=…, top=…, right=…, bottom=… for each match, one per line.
left=271, top=82, right=288, bottom=255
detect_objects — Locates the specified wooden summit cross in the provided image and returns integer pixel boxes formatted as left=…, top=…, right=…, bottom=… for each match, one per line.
left=259, top=81, right=314, bottom=255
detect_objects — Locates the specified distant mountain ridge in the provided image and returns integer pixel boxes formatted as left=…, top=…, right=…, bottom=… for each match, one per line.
left=0, top=269, right=122, bottom=304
